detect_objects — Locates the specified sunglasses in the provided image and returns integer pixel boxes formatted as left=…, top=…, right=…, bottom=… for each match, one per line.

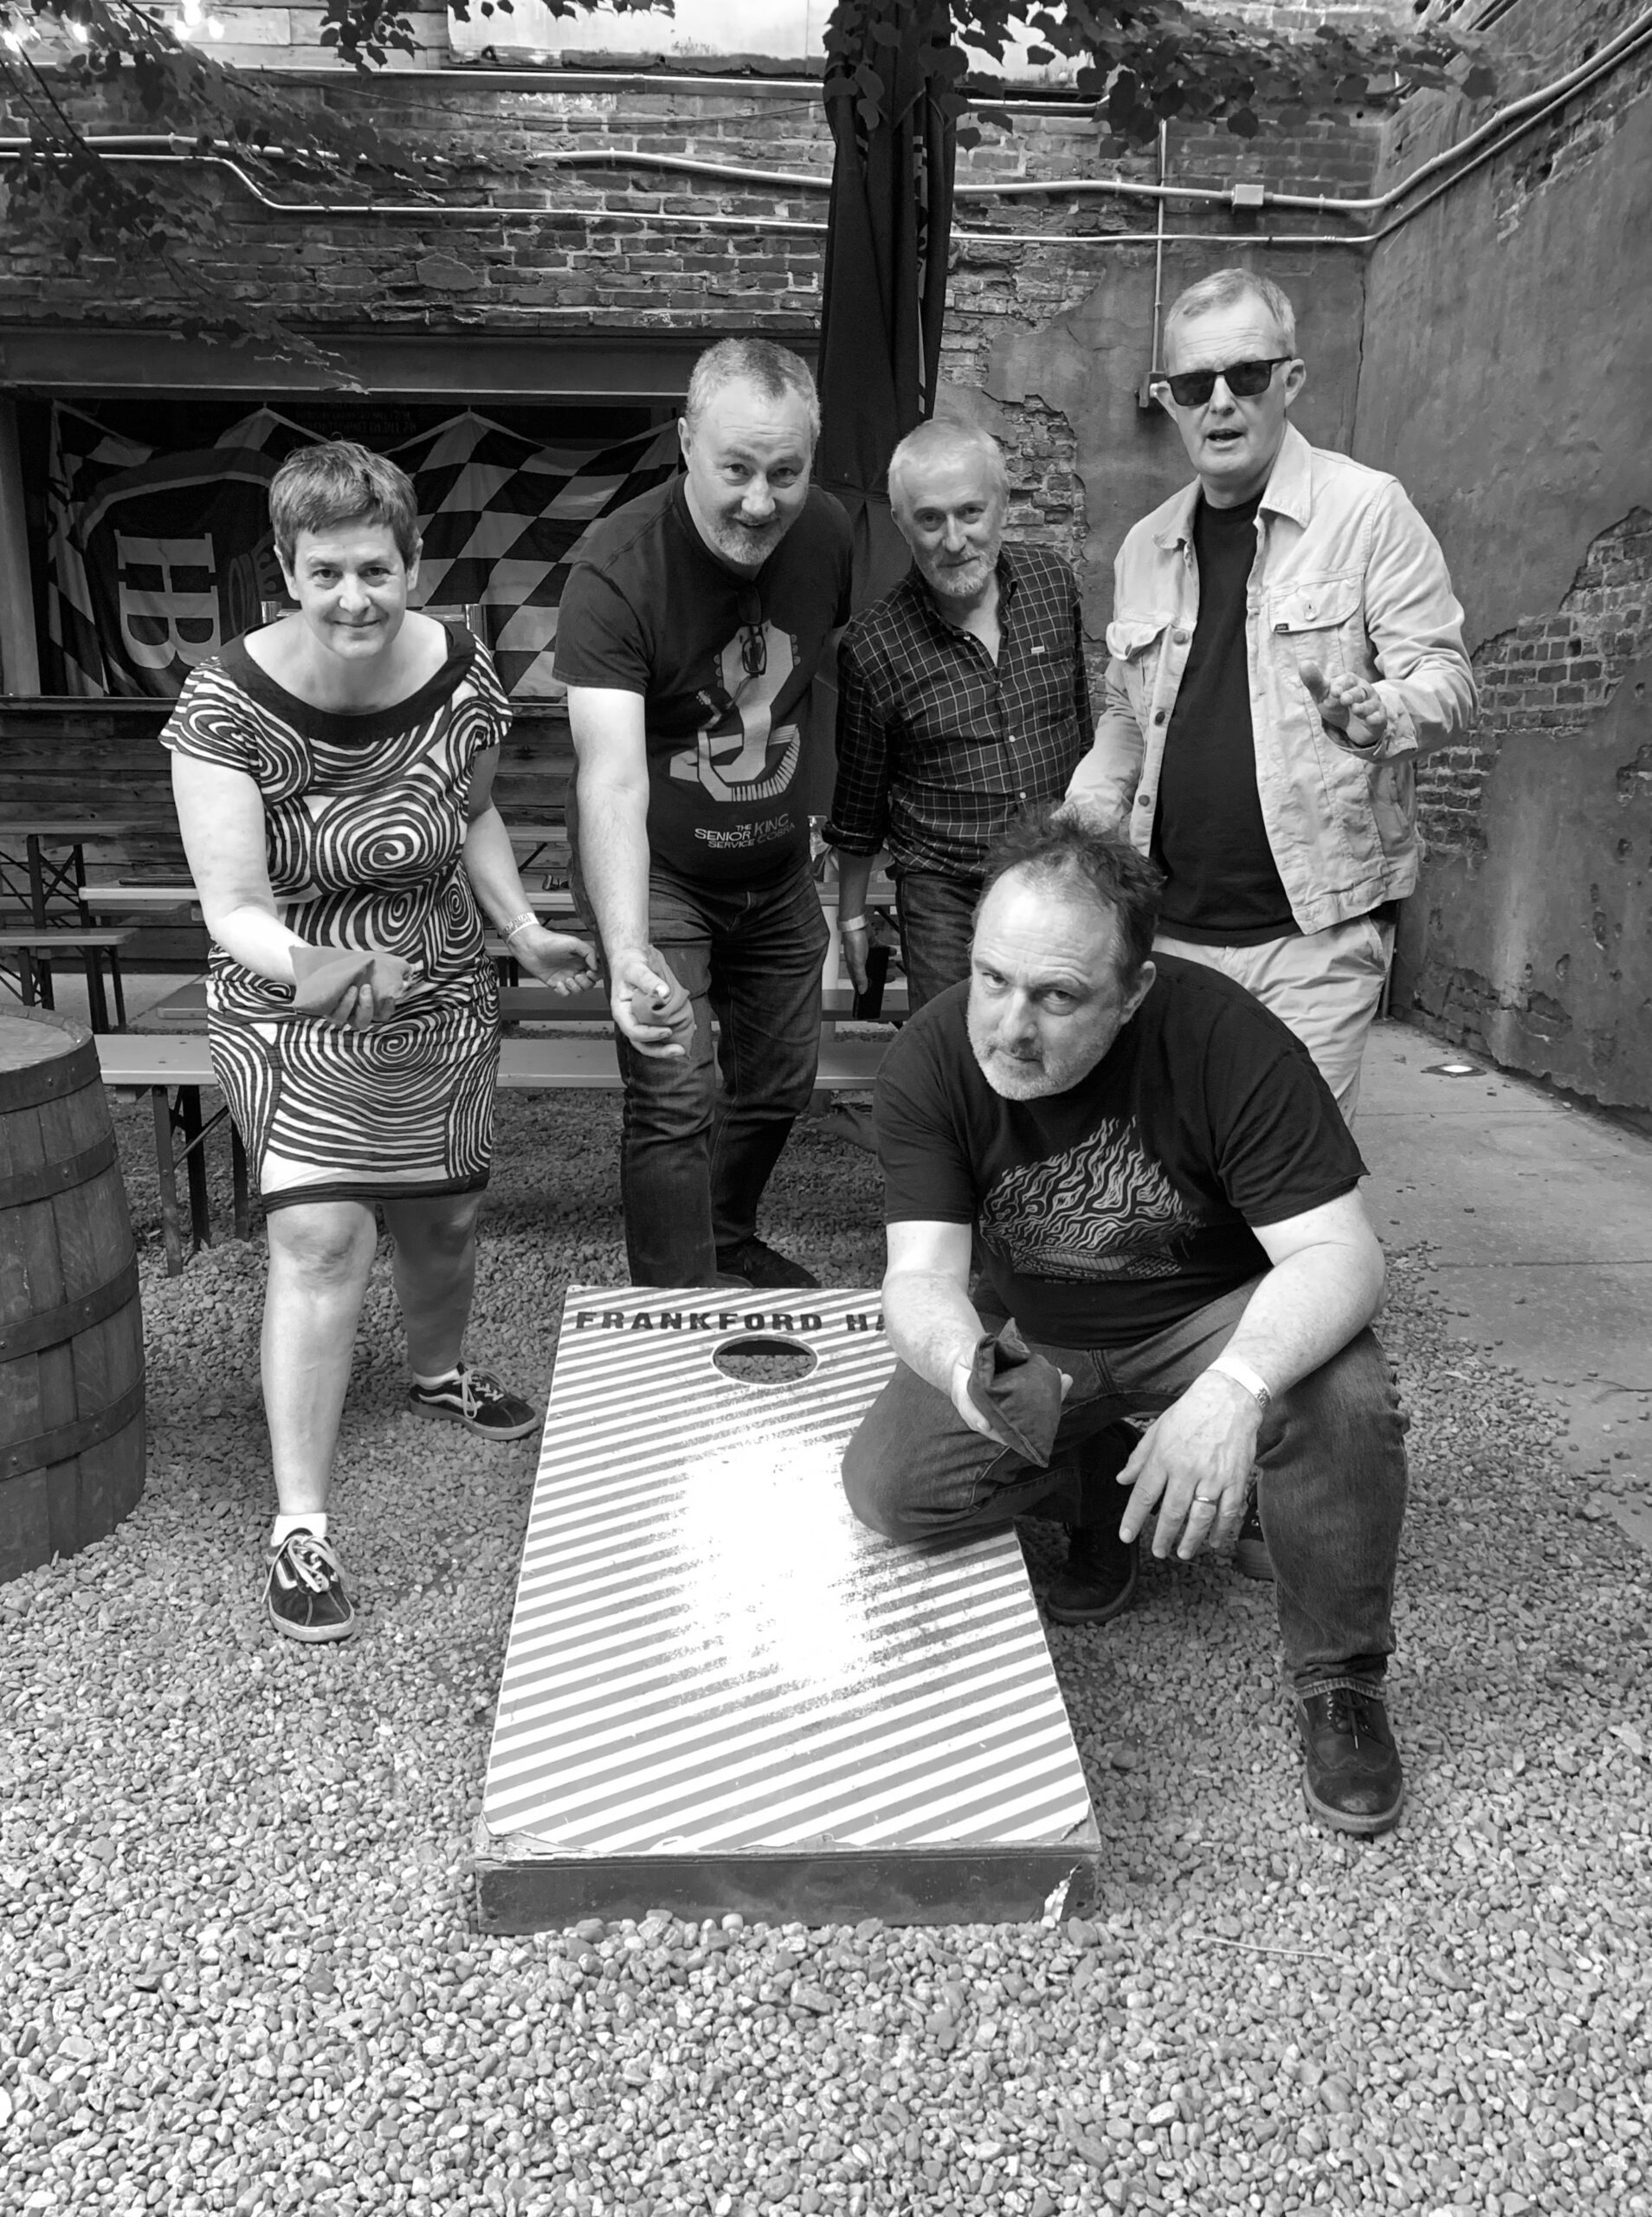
left=737, top=586, right=767, bottom=681
left=1152, top=356, right=1294, bottom=408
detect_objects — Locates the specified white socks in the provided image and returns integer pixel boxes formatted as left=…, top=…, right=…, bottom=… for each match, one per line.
left=271, top=1511, right=328, bottom=1548
left=411, top=1365, right=463, bottom=1389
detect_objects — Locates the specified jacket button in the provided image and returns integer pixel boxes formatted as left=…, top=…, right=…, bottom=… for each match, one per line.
left=1152, top=710, right=1166, bottom=725
left=1172, top=629, right=1189, bottom=645
left=1137, top=792, right=1152, bottom=806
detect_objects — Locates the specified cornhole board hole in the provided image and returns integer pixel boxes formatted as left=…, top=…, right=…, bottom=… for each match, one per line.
left=473, top=1288, right=1100, bottom=1930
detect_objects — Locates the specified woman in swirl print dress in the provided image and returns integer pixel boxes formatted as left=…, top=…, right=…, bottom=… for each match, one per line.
left=165, top=441, right=597, bottom=1645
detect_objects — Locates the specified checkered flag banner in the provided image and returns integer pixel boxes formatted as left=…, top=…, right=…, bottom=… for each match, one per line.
left=386, top=412, right=681, bottom=698
left=43, top=405, right=681, bottom=700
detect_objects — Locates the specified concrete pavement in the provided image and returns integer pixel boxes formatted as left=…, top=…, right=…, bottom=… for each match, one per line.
left=1359, top=1018, right=1652, bottom=1552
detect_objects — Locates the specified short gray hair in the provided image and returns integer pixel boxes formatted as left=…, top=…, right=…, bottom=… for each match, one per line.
left=683, top=338, right=821, bottom=443
left=887, top=419, right=1010, bottom=514
left=1164, top=268, right=1297, bottom=363
left=269, top=440, right=421, bottom=571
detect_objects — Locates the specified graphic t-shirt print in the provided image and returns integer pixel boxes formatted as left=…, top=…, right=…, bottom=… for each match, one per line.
left=669, top=620, right=802, bottom=805
left=978, top=1119, right=1205, bottom=1283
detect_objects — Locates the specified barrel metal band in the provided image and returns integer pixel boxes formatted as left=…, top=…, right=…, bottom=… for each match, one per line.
left=0, top=1255, right=139, bottom=1361
left=0, top=1037, right=99, bottom=1114
left=0, top=1134, right=119, bottom=1212
left=0, top=1374, right=145, bottom=1481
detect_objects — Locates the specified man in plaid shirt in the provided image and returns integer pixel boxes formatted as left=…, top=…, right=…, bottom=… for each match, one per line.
left=825, top=422, right=1093, bottom=1009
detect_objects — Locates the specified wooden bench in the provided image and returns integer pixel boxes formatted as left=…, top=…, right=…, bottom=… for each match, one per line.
left=95, top=1031, right=249, bottom=1275
left=81, top=884, right=203, bottom=918
left=0, top=927, right=132, bottom=1032
left=131, top=972, right=908, bottom=1032
left=97, top=1029, right=891, bottom=1274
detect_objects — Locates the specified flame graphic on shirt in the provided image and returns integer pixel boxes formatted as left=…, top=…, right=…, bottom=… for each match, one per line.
left=668, top=620, right=802, bottom=803
left=978, top=1120, right=1203, bottom=1282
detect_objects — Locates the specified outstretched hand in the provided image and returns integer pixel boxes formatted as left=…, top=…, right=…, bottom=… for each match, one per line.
left=1300, top=658, right=1389, bottom=752
left=1116, top=1370, right=1262, bottom=1561
left=510, top=925, right=600, bottom=996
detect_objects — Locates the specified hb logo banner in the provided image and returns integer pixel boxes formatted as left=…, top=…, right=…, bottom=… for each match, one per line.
left=46, top=406, right=304, bottom=699
left=75, top=459, right=286, bottom=697
left=44, top=403, right=681, bottom=701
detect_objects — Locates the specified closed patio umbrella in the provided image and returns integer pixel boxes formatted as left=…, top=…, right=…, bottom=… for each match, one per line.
left=816, top=0, right=958, bottom=611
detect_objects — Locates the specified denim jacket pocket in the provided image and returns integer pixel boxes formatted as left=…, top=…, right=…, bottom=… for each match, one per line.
left=1106, top=614, right=1171, bottom=663
left=1369, top=753, right=1414, bottom=857
left=1106, top=614, right=1172, bottom=730
left=1267, top=575, right=1366, bottom=684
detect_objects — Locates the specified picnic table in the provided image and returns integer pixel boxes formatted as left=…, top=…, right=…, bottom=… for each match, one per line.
left=0, top=816, right=177, bottom=928
left=0, top=927, right=132, bottom=1031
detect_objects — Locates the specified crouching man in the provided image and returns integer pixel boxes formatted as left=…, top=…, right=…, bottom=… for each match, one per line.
left=840, top=808, right=1410, bottom=1835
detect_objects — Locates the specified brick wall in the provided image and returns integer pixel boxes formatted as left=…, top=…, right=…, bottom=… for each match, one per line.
left=1420, top=514, right=1652, bottom=869
left=1357, top=0, right=1652, bottom=1109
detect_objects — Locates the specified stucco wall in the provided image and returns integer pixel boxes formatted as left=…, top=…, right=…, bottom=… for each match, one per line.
left=980, top=235, right=1369, bottom=647
left=1352, top=0, right=1652, bottom=1110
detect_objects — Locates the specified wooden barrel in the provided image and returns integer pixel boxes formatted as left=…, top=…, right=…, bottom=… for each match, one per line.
left=1, top=1011, right=145, bottom=1580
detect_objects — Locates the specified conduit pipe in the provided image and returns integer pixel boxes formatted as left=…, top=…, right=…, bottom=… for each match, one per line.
left=0, top=144, right=1369, bottom=244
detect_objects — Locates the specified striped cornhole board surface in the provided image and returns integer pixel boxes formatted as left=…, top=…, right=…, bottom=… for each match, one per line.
left=477, top=1289, right=1096, bottom=1924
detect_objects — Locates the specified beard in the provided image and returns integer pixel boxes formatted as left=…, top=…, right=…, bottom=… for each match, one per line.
left=700, top=508, right=791, bottom=571
left=920, top=547, right=997, bottom=602
left=969, top=1024, right=1068, bottom=1101
left=969, top=1004, right=1120, bottom=1102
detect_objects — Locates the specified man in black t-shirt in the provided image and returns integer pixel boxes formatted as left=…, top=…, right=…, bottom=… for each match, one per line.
left=841, top=811, right=1411, bottom=1838
left=556, top=339, right=853, bottom=1289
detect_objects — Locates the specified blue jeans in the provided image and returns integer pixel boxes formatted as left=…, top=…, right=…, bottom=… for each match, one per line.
left=842, top=1281, right=1408, bottom=1691
left=583, top=858, right=829, bottom=1286
left=895, top=869, right=981, bottom=1012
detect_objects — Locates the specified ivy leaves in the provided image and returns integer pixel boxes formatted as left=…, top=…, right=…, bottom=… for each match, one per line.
left=825, top=0, right=1492, bottom=150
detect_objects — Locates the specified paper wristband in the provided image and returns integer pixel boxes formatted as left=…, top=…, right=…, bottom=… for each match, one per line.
left=1206, top=1351, right=1272, bottom=1409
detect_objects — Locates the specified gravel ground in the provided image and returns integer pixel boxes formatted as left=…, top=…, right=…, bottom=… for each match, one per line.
left=3, top=1089, right=1650, bottom=2217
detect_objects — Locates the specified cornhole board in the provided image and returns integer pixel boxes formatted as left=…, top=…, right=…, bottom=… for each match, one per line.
left=473, top=1288, right=1100, bottom=1929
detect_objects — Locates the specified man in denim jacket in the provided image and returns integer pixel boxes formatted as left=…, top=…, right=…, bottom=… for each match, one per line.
left=1066, top=268, right=1475, bottom=1126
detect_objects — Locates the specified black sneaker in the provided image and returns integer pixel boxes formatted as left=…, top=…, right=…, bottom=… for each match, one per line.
left=266, top=1531, right=356, bottom=1645
left=1234, top=1495, right=1274, bottom=1581
left=408, top=1363, right=539, bottom=1441
left=1297, top=1685, right=1405, bottom=1837
left=1044, top=1522, right=1139, bottom=1626
left=713, top=1238, right=820, bottom=1291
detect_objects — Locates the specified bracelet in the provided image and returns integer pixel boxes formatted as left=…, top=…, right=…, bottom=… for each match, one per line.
left=837, top=915, right=868, bottom=934
left=501, top=910, right=539, bottom=940
left=1205, top=1352, right=1272, bottom=1411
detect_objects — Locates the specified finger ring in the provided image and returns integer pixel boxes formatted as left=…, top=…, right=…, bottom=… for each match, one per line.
left=1193, top=1493, right=1220, bottom=1509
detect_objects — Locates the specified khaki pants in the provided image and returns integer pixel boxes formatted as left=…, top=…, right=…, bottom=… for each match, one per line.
left=1155, top=915, right=1395, bottom=1125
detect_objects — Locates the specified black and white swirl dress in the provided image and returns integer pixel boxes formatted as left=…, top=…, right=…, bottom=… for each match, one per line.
left=160, top=627, right=507, bottom=1210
